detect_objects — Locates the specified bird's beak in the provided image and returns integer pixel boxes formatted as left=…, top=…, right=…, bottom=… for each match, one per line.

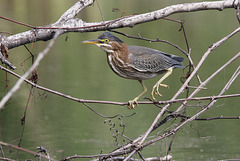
left=82, top=39, right=101, bottom=45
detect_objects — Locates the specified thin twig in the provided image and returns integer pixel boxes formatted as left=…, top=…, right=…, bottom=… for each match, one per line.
left=134, top=27, right=240, bottom=150
left=82, top=102, right=136, bottom=118
left=141, top=54, right=240, bottom=149
left=18, top=86, right=33, bottom=148
left=96, top=0, right=105, bottom=22
left=0, top=157, right=15, bottom=161
left=176, top=52, right=240, bottom=113
left=111, top=30, right=188, bottom=56
left=1, top=64, right=239, bottom=107
left=0, top=141, right=56, bottom=161
left=0, top=31, right=61, bottom=109
left=1, top=0, right=238, bottom=52
left=0, top=44, right=16, bottom=69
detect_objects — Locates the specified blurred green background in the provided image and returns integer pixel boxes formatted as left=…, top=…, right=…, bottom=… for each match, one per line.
left=0, top=0, right=240, bottom=160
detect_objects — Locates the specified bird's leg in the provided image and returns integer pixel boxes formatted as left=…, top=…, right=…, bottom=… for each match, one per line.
left=151, top=68, right=173, bottom=100
left=128, top=80, right=147, bottom=109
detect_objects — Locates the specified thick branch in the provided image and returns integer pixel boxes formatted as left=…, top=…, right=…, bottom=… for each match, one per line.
left=0, top=0, right=237, bottom=50
left=0, top=0, right=94, bottom=49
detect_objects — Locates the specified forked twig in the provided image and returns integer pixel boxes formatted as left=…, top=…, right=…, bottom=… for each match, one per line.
left=0, top=31, right=61, bottom=109
left=1, top=65, right=239, bottom=108
left=0, top=141, right=56, bottom=161
left=120, top=27, right=240, bottom=159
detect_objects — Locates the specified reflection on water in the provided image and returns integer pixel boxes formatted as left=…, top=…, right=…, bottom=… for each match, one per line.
left=0, top=0, right=240, bottom=160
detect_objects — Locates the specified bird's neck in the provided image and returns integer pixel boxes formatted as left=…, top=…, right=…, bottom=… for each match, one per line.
left=108, top=43, right=128, bottom=62
left=106, top=43, right=130, bottom=77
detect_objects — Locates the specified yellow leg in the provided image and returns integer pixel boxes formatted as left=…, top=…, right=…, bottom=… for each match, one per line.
left=128, top=80, right=147, bottom=109
left=151, top=68, right=173, bottom=100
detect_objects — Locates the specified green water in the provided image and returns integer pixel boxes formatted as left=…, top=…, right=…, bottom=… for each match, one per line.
left=0, top=0, right=240, bottom=160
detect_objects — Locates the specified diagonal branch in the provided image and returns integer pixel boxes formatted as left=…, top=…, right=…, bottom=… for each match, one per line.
left=119, top=58, right=240, bottom=160
left=143, top=61, right=240, bottom=148
left=0, top=0, right=238, bottom=50
left=0, top=49, right=16, bottom=70
left=57, top=0, right=94, bottom=22
left=0, top=31, right=60, bottom=109
left=0, top=141, right=57, bottom=161
left=1, top=64, right=239, bottom=108
left=119, top=26, right=240, bottom=158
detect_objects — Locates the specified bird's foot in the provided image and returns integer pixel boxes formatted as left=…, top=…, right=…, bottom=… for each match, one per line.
left=159, top=83, right=169, bottom=88
left=151, top=83, right=169, bottom=100
left=128, top=99, right=139, bottom=109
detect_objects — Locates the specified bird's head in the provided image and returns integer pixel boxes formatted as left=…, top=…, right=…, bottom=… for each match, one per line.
left=82, top=32, right=125, bottom=53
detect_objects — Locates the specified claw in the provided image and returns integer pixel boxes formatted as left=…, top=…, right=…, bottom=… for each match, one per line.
left=151, top=83, right=170, bottom=100
left=150, top=68, right=173, bottom=100
left=160, top=84, right=169, bottom=88
left=126, top=80, right=147, bottom=109
left=128, top=100, right=138, bottom=109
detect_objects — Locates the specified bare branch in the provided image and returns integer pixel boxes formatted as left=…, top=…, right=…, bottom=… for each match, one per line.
left=57, top=0, right=94, bottom=22
left=0, top=31, right=60, bottom=109
left=140, top=63, right=240, bottom=151
left=0, top=157, right=15, bottom=161
left=0, top=0, right=94, bottom=50
left=0, top=0, right=238, bottom=50
left=176, top=52, right=240, bottom=113
left=0, top=1, right=239, bottom=160
left=0, top=141, right=56, bottom=161
left=0, top=49, right=16, bottom=70
left=1, top=64, right=239, bottom=107
left=124, top=26, right=240, bottom=155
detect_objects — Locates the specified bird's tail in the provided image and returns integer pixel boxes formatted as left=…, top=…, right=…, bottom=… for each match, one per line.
left=172, top=56, right=184, bottom=62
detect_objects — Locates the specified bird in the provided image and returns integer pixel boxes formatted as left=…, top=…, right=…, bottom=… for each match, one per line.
left=82, top=32, right=184, bottom=109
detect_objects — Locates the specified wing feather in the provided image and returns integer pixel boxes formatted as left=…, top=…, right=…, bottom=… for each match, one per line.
left=128, top=46, right=184, bottom=72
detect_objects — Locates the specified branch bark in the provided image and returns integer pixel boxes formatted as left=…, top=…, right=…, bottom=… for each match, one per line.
left=0, top=0, right=238, bottom=50
left=1, top=64, right=239, bottom=108
left=0, top=0, right=240, bottom=160
left=0, top=31, right=60, bottom=109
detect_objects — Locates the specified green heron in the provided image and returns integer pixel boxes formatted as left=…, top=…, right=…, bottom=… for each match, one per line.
left=82, top=32, right=184, bottom=109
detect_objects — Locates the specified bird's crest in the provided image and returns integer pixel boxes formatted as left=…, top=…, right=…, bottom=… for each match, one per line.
left=98, top=32, right=124, bottom=43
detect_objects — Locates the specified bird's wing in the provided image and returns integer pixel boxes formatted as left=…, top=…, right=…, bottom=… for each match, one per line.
left=128, top=46, right=184, bottom=72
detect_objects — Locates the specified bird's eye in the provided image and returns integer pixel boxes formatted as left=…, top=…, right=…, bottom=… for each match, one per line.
left=104, top=39, right=109, bottom=43
left=100, top=39, right=109, bottom=43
